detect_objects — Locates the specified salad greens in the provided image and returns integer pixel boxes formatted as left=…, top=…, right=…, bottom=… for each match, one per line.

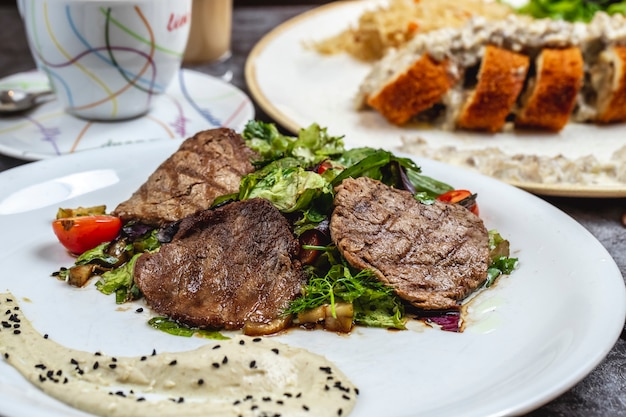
left=284, top=264, right=406, bottom=330
left=148, top=317, right=230, bottom=340
left=238, top=120, right=517, bottom=330
left=53, top=120, right=519, bottom=334
left=516, top=0, right=626, bottom=22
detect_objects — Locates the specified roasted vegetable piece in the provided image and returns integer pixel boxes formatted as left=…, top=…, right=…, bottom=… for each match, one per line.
left=296, top=302, right=354, bottom=333
left=66, top=264, right=97, bottom=287
left=56, top=205, right=107, bottom=219
left=52, top=215, right=122, bottom=255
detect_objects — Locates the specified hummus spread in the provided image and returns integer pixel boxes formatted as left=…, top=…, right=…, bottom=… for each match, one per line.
left=0, top=293, right=358, bottom=417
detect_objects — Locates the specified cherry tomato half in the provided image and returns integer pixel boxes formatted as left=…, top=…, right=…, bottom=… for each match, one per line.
left=437, top=189, right=480, bottom=216
left=316, top=160, right=333, bottom=175
left=52, top=215, right=122, bottom=255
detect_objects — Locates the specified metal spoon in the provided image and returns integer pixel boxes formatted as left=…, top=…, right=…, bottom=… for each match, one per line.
left=0, top=89, right=54, bottom=114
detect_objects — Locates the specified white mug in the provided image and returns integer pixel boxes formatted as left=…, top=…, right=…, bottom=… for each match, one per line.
left=19, top=0, right=191, bottom=121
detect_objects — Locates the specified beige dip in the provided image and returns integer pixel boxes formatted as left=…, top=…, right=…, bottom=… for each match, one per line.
left=0, top=293, right=357, bottom=417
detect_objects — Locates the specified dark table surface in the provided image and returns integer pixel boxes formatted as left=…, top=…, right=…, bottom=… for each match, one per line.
left=0, top=1, right=625, bottom=416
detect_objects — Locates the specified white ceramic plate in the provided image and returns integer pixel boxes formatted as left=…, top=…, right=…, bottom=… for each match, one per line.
left=0, top=69, right=254, bottom=161
left=245, top=0, right=626, bottom=198
left=0, top=141, right=624, bottom=417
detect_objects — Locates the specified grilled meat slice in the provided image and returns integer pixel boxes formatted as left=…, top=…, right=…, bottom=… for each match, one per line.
left=112, top=128, right=258, bottom=227
left=134, top=198, right=305, bottom=332
left=330, top=177, right=489, bottom=310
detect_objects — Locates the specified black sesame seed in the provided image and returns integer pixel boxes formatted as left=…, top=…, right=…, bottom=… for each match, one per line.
left=46, top=370, right=54, bottom=378
left=3, top=353, right=9, bottom=359
left=177, top=397, right=184, bottom=403
left=249, top=360, right=256, bottom=369
left=63, top=377, right=68, bottom=384
left=355, top=388, right=360, bottom=395
left=1, top=322, right=10, bottom=328
left=35, top=363, right=46, bottom=369
left=94, top=352, right=102, bottom=356
left=319, top=366, right=332, bottom=374
left=140, top=356, right=147, bottom=361
left=271, top=348, right=279, bottom=354
left=212, top=362, right=220, bottom=368
left=251, top=405, right=259, bottom=410
left=111, top=357, right=117, bottom=362
left=135, top=308, right=144, bottom=313
left=115, top=391, right=126, bottom=397
left=239, top=340, right=245, bottom=345
left=137, top=397, right=146, bottom=402
left=233, top=400, right=241, bottom=405
left=263, top=396, right=271, bottom=402
left=338, top=408, right=343, bottom=416
left=13, top=329, right=21, bottom=335
left=93, top=362, right=99, bottom=370
left=296, top=392, right=302, bottom=398
left=342, top=394, right=350, bottom=400
left=198, top=379, right=204, bottom=385
left=56, top=370, right=62, bottom=376
left=38, top=375, right=46, bottom=383
left=222, top=356, right=228, bottom=364
left=324, top=385, right=330, bottom=391
left=276, top=400, right=284, bottom=405
left=334, top=381, right=349, bottom=392
left=43, top=334, right=49, bottom=339
left=109, top=363, right=117, bottom=369
left=152, top=349, right=157, bottom=356
left=70, top=358, right=79, bottom=365
left=302, top=405, right=309, bottom=411
left=284, top=393, right=293, bottom=398
left=169, top=360, right=177, bottom=366
left=212, top=344, right=221, bottom=350
left=253, top=337, right=261, bottom=342
left=13, top=324, right=20, bottom=328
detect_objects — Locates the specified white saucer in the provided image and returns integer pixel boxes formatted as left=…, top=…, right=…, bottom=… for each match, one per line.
left=0, top=69, right=255, bottom=161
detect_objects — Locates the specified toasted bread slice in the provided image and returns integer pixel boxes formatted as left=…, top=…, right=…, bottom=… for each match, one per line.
left=456, top=45, right=530, bottom=132
left=366, top=54, right=455, bottom=125
left=515, top=47, right=584, bottom=131
left=595, top=45, right=626, bottom=123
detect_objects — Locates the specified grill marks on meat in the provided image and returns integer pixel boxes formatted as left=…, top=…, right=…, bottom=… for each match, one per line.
left=112, top=128, right=258, bottom=227
left=133, top=198, right=305, bottom=330
left=330, top=177, right=489, bottom=310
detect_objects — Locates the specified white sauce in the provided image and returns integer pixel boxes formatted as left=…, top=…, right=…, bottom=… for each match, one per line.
left=0, top=293, right=358, bottom=417
left=400, top=136, right=626, bottom=186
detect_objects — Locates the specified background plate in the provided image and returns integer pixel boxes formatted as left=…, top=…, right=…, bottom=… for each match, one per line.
left=0, top=69, right=254, bottom=161
left=0, top=141, right=624, bottom=417
left=245, top=0, right=626, bottom=198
